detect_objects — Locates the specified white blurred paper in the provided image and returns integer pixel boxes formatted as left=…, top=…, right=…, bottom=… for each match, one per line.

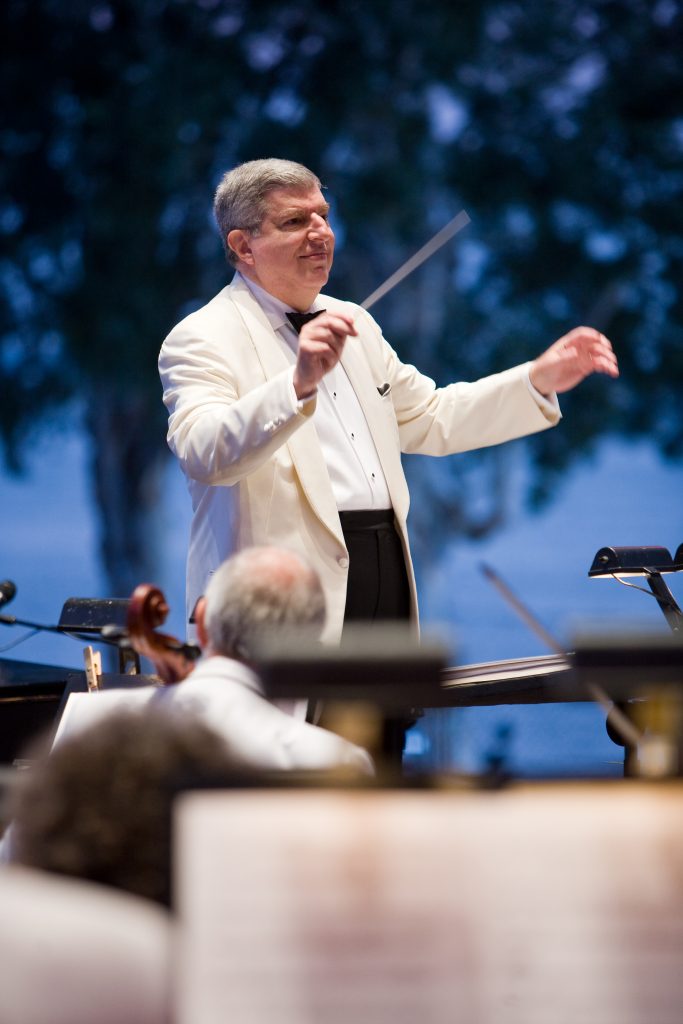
left=174, top=785, right=683, bottom=1024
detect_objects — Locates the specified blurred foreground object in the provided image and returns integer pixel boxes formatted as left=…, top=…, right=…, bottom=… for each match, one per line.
left=174, top=782, right=683, bottom=1024
left=573, top=631, right=683, bottom=779
left=0, top=866, right=170, bottom=1024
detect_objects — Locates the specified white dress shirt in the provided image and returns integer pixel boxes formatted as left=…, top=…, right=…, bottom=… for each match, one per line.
left=239, top=274, right=558, bottom=508
left=240, top=274, right=392, bottom=511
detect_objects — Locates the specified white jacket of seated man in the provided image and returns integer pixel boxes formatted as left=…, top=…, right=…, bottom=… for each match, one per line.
left=53, top=547, right=374, bottom=777
left=53, top=655, right=373, bottom=775
left=0, top=651, right=372, bottom=867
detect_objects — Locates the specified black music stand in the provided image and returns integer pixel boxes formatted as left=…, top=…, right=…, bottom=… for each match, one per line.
left=58, top=597, right=140, bottom=673
left=588, top=545, right=683, bottom=633
left=256, top=625, right=448, bottom=773
left=256, top=625, right=447, bottom=707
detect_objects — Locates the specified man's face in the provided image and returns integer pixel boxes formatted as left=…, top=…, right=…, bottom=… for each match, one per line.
left=231, top=186, right=335, bottom=311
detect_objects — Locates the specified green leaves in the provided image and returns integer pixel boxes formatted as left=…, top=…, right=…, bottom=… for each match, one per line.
left=2, top=0, right=682, bottom=582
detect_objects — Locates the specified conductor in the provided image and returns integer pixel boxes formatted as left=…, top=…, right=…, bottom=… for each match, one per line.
left=159, top=157, right=618, bottom=647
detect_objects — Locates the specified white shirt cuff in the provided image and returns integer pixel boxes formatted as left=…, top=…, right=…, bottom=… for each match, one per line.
left=524, top=362, right=561, bottom=419
left=288, top=366, right=317, bottom=412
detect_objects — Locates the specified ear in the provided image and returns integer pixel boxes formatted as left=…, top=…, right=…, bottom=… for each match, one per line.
left=227, top=229, right=254, bottom=265
left=194, top=597, right=210, bottom=651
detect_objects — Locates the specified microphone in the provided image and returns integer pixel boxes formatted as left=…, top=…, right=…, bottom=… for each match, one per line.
left=0, top=580, right=16, bottom=609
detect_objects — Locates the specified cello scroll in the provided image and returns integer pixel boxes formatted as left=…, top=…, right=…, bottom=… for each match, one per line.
left=126, top=583, right=199, bottom=684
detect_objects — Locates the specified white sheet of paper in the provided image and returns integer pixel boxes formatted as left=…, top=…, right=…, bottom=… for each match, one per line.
left=174, top=784, right=683, bottom=1024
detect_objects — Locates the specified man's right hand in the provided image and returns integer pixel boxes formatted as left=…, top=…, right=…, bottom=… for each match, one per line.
left=293, top=312, right=358, bottom=400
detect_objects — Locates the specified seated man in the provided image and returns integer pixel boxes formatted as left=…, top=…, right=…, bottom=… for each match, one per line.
left=56, top=546, right=374, bottom=775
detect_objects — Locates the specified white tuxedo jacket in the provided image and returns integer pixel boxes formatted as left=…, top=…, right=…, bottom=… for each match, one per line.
left=52, top=658, right=374, bottom=775
left=159, top=275, right=559, bottom=641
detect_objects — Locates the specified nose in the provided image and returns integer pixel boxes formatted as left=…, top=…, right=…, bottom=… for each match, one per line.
left=308, top=213, right=332, bottom=239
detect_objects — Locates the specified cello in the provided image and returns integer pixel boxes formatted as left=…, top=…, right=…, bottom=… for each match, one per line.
left=126, top=583, right=200, bottom=685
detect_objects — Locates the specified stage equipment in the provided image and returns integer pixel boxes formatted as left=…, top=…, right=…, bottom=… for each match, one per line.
left=479, top=562, right=643, bottom=754
left=1, top=594, right=139, bottom=672
left=572, top=631, right=683, bottom=777
left=588, top=546, right=683, bottom=633
left=256, top=625, right=448, bottom=770
left=257, top=624, right=446, bottom=707
left=58, top=597, right=142, bottom=673
left=480, top=558, right=683, bottom=776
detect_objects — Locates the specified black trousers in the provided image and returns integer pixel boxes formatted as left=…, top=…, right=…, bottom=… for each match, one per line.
left=339, top=510, right=415, bottom=766
left=339, top=510, right=411, bottom=623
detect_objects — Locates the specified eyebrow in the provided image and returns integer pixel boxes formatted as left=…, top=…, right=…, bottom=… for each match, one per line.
left=279, top=202, right=331, bottom=217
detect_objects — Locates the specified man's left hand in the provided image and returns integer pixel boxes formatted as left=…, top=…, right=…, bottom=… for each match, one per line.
left=529, top=326, right=619, bottom=396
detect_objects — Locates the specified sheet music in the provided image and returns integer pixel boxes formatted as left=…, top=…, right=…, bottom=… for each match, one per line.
left=174, top=785, right=683, bottom=1024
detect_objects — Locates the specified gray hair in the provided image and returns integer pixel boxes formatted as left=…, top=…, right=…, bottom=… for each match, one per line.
left=213, top=158, right=322, bottom=266
left=203, top=546, right=326, bottom=660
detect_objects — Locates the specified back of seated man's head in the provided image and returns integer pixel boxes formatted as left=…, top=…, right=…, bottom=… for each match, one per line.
left=10, top=710, right=240, bottom=907
left=199, top=546, right=326, bottom=662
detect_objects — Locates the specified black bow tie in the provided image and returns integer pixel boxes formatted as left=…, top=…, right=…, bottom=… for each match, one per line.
left=286, top=309, right=325, bottom=334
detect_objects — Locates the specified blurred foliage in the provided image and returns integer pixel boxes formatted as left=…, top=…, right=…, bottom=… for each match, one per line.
left=1, top=0, right=682, bottom=586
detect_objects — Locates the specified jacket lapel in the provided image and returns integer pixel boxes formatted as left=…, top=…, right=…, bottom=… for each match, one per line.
left=230, top=278, right=345, bottom=545
left=230, top=277, right=291, bottom=379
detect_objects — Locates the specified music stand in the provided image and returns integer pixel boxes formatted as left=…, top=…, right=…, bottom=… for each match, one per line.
left=58, top=598, right=140, bottom=673
left=588, top=546, right=683, bottom=633
left=255, top=625, right=448, bottom=770
left=256, top=625, right=447, bottom=707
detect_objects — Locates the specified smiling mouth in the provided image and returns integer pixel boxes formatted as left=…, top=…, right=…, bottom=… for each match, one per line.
left=300, top=249, right=328, bottom=260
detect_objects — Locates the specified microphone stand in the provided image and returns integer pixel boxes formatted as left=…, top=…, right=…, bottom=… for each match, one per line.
left=0, top=612, right=141, bottom=675
left=0, top=611, right=122, bottom=646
